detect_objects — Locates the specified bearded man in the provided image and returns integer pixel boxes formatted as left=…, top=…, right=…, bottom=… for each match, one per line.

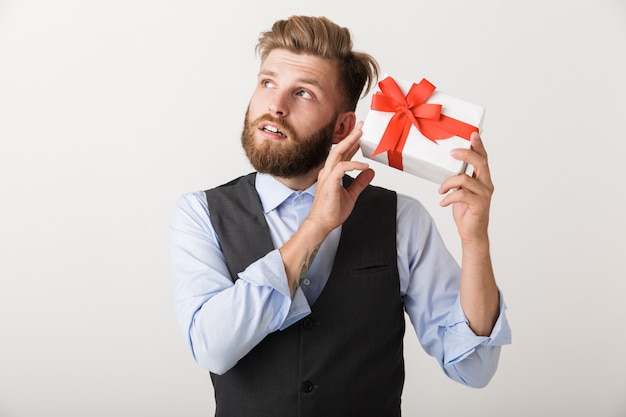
left=170, top=15, right=511, bottom=417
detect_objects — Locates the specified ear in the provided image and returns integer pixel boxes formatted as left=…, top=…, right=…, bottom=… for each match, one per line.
left=332, top=111, right=357, bottom=144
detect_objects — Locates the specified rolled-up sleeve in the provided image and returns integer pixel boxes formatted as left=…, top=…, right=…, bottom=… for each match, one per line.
left=441, top=293, right=511, bottom=387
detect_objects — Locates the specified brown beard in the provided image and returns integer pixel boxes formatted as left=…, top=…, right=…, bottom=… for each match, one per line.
left=241, top=109, right=337, bottom=178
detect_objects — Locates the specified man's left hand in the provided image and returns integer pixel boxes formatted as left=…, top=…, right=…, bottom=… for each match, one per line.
left=438, top=132, right=494, bottom=243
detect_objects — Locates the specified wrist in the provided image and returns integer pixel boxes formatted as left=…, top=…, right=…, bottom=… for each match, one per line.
left=301, top=216, right=335, bottom=241
left=461, top=234, right=490, bottom=255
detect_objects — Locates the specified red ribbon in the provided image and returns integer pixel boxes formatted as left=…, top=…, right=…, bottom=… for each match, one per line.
left=370, top=77, right=479, bottom=170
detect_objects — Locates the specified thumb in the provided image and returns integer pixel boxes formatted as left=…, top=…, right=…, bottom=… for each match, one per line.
left=347, top=168, right=375, bottom=200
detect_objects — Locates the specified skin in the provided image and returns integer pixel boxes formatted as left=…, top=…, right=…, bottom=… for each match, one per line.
left=247, top=49, right=499, bottom=337
left=441, top=133, right=499, bottom=336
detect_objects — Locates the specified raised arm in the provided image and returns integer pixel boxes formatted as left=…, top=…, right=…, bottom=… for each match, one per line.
left=280, top=122, right=375, bottom=296
left=438, top=132, right=500, bottom=336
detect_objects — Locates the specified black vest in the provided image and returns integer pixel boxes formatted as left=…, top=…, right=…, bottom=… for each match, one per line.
left=205, top=173, right=405, bottom=417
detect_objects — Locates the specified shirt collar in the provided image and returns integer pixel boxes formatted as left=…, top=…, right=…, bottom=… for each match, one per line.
left=255, top=173, right=318, bottom=213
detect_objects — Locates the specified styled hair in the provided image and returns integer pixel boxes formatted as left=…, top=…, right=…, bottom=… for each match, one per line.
left=256, top=15, right=379, bottom=111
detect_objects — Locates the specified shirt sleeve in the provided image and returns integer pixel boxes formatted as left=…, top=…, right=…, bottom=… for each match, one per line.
left=397, top=194, right=512, bottom=388
left=169, top=191, right=310, bottom=375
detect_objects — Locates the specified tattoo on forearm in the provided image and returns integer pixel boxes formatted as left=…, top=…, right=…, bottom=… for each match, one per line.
left=293, top=245, right=320, bottom=294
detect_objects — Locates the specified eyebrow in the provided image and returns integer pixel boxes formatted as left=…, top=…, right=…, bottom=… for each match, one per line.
left=259, top=70, right=324, bottom=91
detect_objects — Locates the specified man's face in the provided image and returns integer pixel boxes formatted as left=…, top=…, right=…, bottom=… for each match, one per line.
left=241, top=49, right=344, bottom=178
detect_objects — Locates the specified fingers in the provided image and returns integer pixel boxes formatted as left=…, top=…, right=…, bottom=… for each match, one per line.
left=439, top=133, right=494, bottom=207
left=439, top=174, right=489, bottom=205
left=309, top=121, right=373, bottom=232
left=325, top=121, right=363, bottom=167
left=319, top=121, right=370, bottom=183
left=469, top=131, right=488, bottom=158
left=347, top=168, right=375, bottom=199
left=439, top=183, right=487, bottom=209
left=443, top=132, right=493, bottom=191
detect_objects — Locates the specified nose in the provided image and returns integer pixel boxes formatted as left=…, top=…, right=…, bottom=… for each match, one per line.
left=268, top=91, right=289, bottom=117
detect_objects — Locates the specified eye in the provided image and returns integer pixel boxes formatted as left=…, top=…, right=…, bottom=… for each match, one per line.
left=262, top=80, right=275, bottom=88
left=295, top=89, right=313, bottom=99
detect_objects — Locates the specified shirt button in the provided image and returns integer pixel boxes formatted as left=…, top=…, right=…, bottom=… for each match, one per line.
left=301, top=380, right=315, bottom=393
left=302, top=318, right=315, bottom=330
left=302, top=278, right=310, bottom=286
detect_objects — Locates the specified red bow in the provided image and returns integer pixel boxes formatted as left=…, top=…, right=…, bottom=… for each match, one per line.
left=370, top=77, right=478, bottom=170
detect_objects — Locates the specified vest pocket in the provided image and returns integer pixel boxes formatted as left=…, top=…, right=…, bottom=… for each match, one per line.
left=351, top=262, right=391, bottom=274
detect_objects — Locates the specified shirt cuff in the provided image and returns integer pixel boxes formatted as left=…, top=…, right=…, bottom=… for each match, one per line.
left=444, top=291, right=512, bottom=364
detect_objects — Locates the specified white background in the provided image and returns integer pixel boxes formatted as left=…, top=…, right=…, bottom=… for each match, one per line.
left=1, top=0, right=625, bottom=416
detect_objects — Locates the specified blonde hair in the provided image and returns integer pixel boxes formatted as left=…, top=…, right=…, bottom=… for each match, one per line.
left=256, top=15, right=379, bottom=111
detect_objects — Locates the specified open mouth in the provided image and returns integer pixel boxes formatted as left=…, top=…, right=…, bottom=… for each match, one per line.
left=261, top=125, right=286, bottom=137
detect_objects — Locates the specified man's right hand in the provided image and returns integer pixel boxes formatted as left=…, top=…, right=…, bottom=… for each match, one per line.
left=279, top=121, right=374, bottom=296
left=307, top=121, right=375, bottom=235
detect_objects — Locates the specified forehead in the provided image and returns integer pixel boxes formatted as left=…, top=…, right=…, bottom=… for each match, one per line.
left=260, top=49, right=339, bottom=91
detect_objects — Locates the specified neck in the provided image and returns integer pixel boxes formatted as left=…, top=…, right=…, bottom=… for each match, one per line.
left=272, top=167, right=321, bottom=191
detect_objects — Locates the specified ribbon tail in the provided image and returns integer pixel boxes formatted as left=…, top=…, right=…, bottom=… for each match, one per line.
left=371, top=113, right=406, bottom=156
left=387, top=122, right=412, bottom=170
left=438, top=114, right=479, bottom=140
left=419, top=115, right=479, bottom=142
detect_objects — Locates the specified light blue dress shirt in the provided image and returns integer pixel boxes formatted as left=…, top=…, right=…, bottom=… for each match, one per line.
left=170, top=173, right=511, bottom=388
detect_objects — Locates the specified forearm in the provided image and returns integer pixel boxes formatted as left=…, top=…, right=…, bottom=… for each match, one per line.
left=279, top=218, right=330, bottom=297
left=277, top=121, right=373, bottom=297
left=459, top=238, right=500, bottom=336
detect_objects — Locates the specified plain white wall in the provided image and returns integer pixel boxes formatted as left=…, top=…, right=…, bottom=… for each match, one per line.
left=1, top=0, right=625, bottom=416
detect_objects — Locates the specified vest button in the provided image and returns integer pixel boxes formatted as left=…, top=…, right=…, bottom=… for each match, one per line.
left=300, top=380, right=315, bottom=393
left=302, top=318, right=315, bottom=330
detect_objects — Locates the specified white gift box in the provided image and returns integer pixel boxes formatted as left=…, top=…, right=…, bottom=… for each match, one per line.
left=360, top=74, right=485, bottom=184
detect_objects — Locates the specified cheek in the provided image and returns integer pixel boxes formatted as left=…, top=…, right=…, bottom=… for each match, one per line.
left=248, top=89, right=269, bottom=116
